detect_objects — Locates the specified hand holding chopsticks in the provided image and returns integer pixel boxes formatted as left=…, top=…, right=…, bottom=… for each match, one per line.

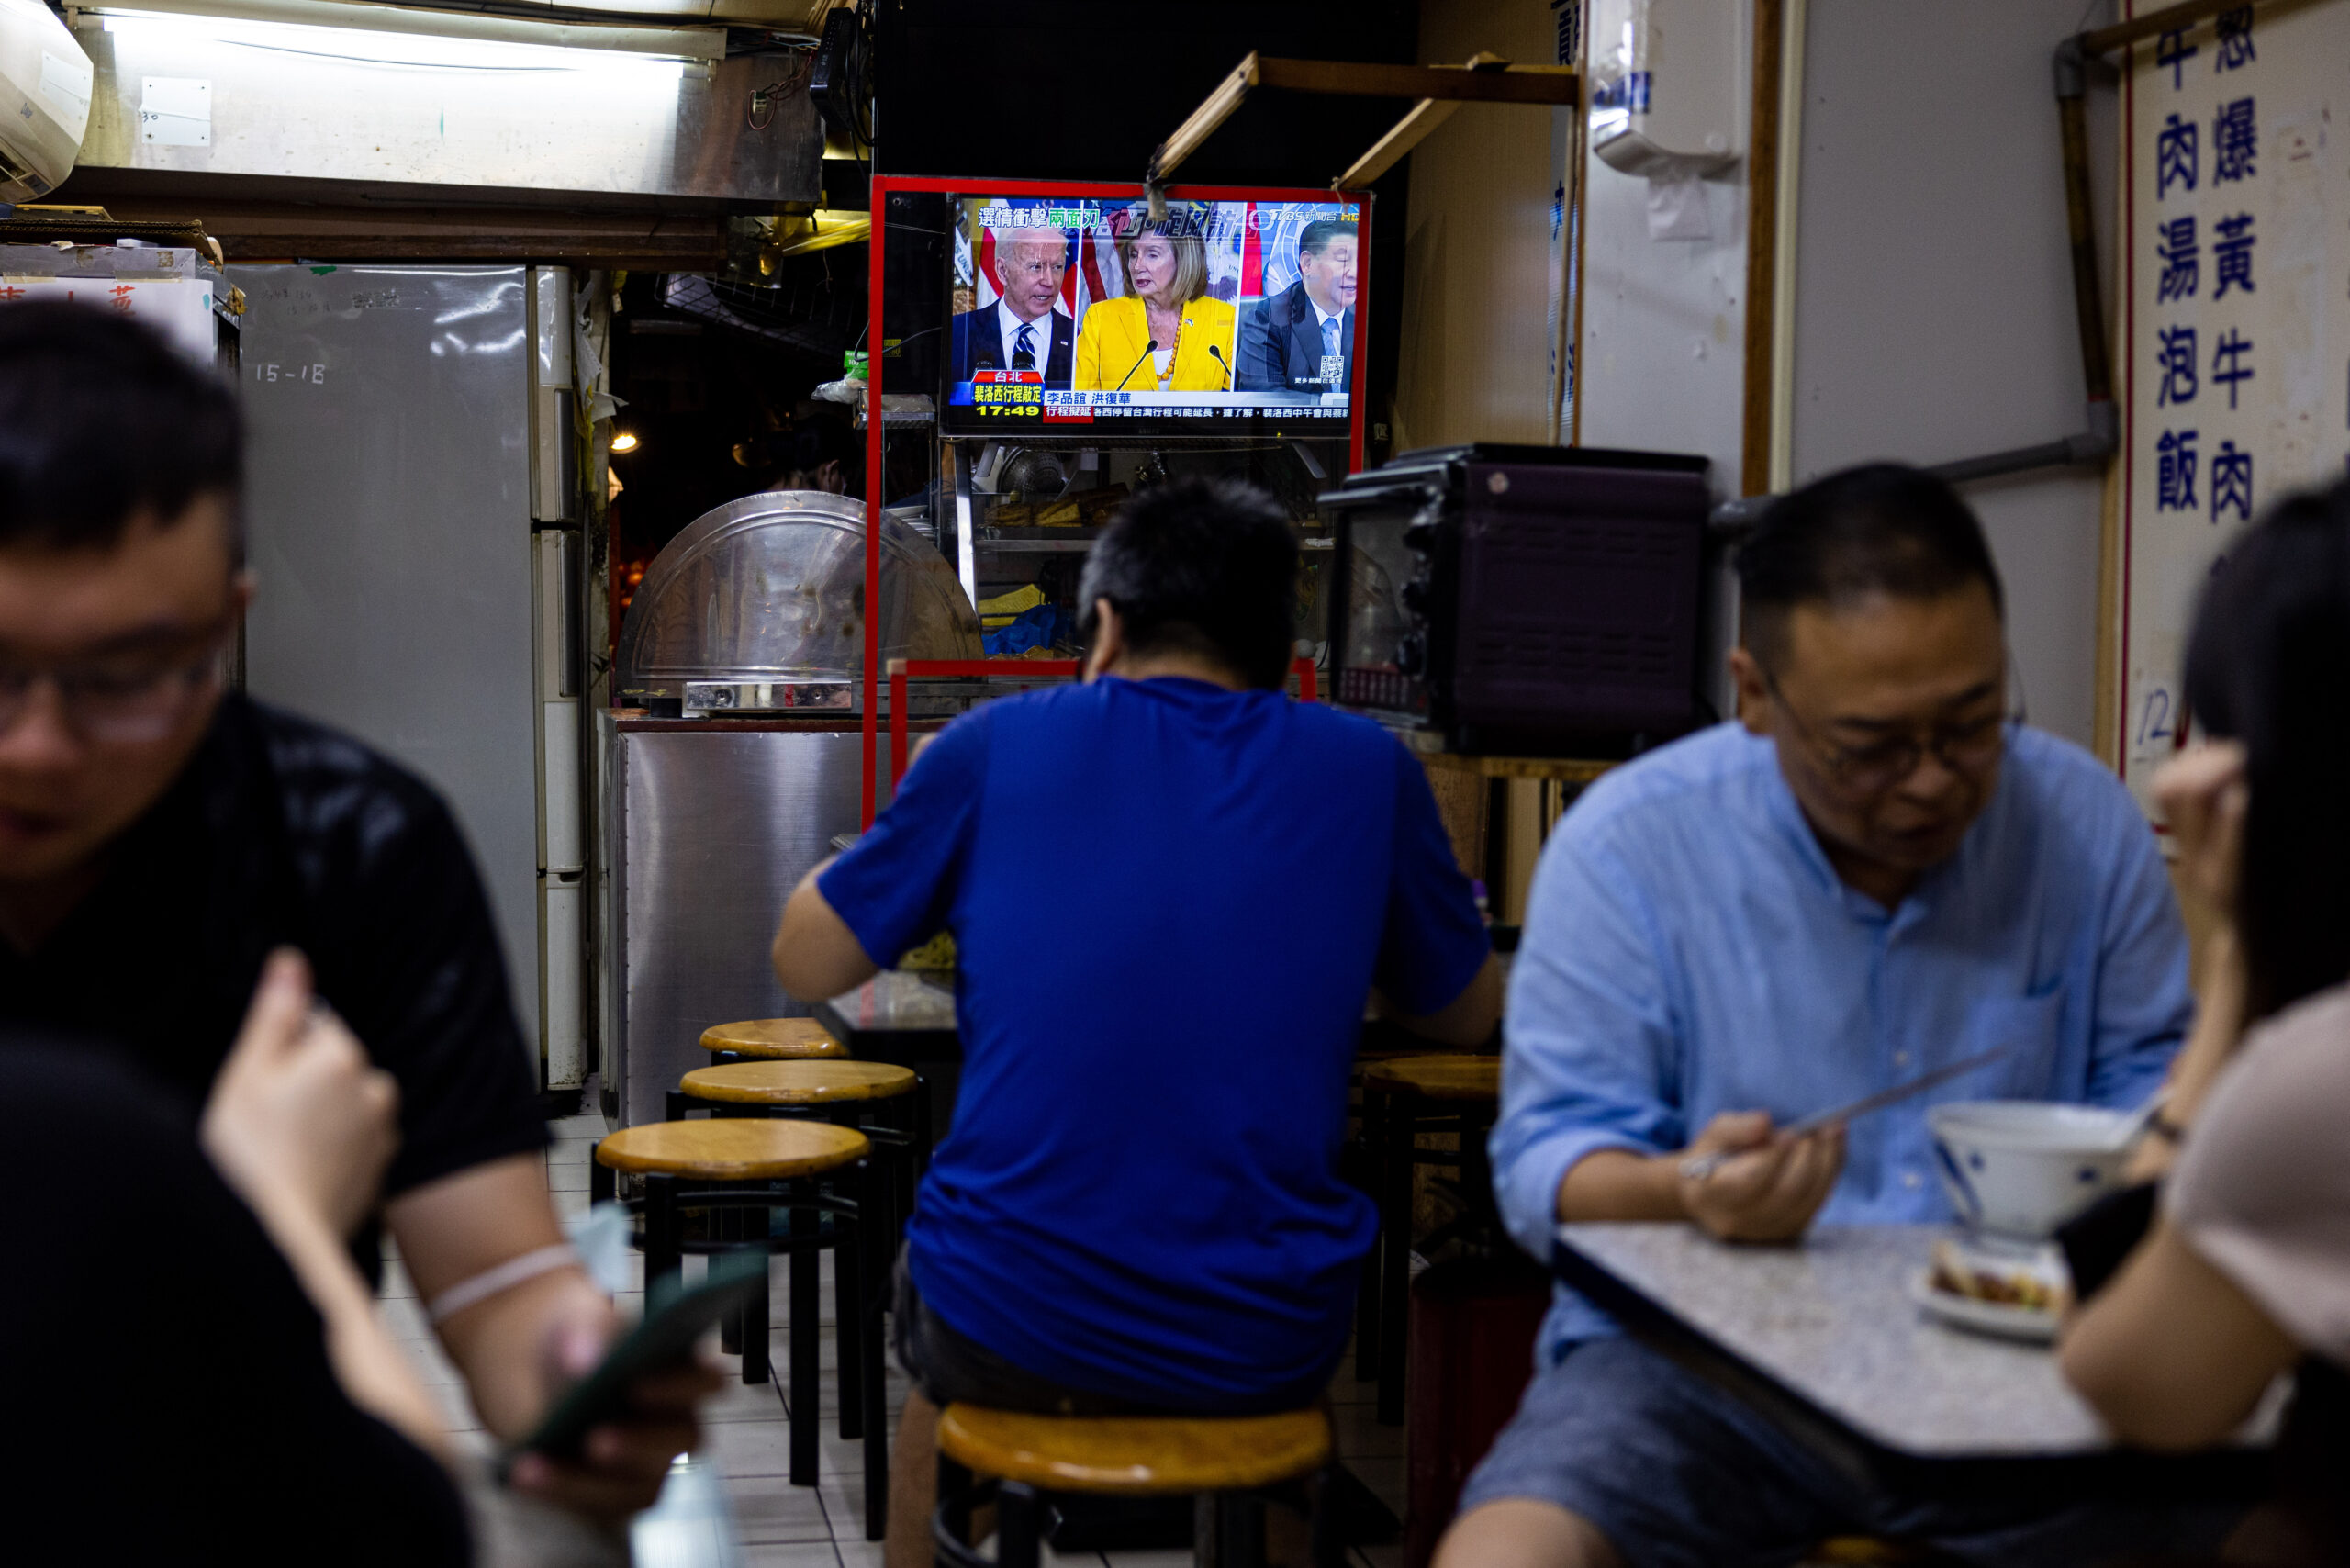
left=1677, top=1046, right=2011, bottom=1183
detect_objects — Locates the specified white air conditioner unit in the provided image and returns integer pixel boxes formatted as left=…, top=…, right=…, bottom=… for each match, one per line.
left=1589, top=0, right=1740, bottom=182
left=0, top=0, right=93, bottom=202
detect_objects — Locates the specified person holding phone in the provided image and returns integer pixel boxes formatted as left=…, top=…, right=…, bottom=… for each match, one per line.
left=5, top=951, right=468, bottom=1562
left=1072, top=206, right=1237, bottom=394
left=0, top=303, right=712, bottom=1526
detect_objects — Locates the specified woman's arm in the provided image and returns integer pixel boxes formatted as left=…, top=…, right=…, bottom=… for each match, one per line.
left=203, top=950, right=450, bottom=1462
left=2059, top=1215, right=2296, bottom=1450
left=2130, top=745, right=2252, bottom=1181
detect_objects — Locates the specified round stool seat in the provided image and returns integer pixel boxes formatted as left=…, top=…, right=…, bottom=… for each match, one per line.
left=1361, top=1054, right=1500, bottom=1101
left=682, top=1060, right=918, bottom=1105
left=935, top=1405, right=1329, bottom=1495
left=699, top=1018, right=846, bottom=1059
left=595, top=1118, right=868, bottom=1181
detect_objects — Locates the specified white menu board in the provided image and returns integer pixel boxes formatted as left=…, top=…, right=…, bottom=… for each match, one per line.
left=2118, top=0, right=2350, bottom=815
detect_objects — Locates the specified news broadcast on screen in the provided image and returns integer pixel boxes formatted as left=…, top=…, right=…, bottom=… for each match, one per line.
left=940, top=193, right=1363, bottom=438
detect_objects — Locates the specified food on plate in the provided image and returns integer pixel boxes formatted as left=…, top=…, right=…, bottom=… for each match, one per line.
left=1928, top=1239, right=2065, bottom=1313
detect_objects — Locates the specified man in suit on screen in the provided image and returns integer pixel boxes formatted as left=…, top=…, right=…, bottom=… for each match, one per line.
left=949, top=224, right=1077, bottom=388
left=1235, top=218, right=1357, bottom=396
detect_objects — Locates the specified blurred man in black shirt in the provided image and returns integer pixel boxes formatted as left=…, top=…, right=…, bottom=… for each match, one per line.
left=0, top=302, right=708, bottom=1520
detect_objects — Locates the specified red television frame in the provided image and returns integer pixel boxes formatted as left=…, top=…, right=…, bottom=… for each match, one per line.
left=861, top=174, right=1373, bottom=824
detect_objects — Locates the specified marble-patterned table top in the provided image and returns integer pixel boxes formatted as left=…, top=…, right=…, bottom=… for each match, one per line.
left=1557, top=1223, right=2120, bottom=1458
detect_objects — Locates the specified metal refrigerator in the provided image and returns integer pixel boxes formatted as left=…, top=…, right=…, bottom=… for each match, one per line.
left=230, top=263, right=552, bottom=1064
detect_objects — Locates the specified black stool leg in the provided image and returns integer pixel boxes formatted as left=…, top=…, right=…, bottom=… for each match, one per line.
left=591, top=1155, right=614, bottom=1204
left=1214, top=1492, right=1268, bottom=1568
left=644, top=1174, right=682, bottom=1294
left=1308, top=1464, right=1346, bottom=1568
left=1354, top=1085, right=1382, bottom=1382
left=935, top=1455, right=973, bottom=1568
left=913, top=1075, right=934, bottom=1180
left=720, top=1197, right=744, bottom=1358
left=1377, top=1085, right=1414, bottom=1426
left=741, top=1187, right=771, bottom=1384
left=859, top=1158, right=890, bottom=1539
left=997, top=1481, right=1044, bottom=1568
left=835, top=1119, right=864, bottom=1442
left=789, top=1181, right=820, bottom=1485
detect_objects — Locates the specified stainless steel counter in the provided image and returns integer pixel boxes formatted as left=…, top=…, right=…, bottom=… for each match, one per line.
left=599, top=716, right=894, bottom=1128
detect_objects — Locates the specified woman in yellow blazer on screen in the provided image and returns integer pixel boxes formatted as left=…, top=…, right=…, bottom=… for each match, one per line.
left=1073, top=212, right=1238, bottom=393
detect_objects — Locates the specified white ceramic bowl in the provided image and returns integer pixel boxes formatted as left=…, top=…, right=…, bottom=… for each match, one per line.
left=1927, top=1101, right=2136, bottom=1239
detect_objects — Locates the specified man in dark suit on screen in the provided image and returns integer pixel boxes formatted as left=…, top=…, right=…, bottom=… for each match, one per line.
left=1235, top=218, right=1358, bottom=396
left=949, top=225, right=1077, bottom=388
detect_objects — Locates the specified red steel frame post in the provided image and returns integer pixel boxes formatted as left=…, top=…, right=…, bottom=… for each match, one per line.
left=865, top=176, right=1369, bottom=822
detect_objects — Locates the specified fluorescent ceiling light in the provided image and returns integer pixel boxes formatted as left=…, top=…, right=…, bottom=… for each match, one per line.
left=92, top=6, right=706, bottom=71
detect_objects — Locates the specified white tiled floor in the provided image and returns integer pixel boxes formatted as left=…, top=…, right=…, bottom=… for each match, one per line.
left=385, top=1098, right=1406, bottom=1567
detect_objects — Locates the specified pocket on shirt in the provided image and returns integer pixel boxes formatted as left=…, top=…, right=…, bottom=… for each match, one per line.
left=1973, top=984, right=2068, bottom=1098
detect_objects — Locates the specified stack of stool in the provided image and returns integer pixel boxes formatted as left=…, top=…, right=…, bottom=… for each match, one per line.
left=934, top=1404, right=1340, bottom=1568
left=1356, top=1054, right=1504, bottom=1424
left=590, top=1115, right=890, bottom=1536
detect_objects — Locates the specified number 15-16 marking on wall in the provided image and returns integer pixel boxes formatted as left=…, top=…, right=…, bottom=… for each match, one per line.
left=257, top=363, right=327, bottom=385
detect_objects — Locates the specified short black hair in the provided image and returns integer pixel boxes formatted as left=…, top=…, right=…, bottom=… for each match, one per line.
left=0, top=302, right=241, bottom=553
left=1078, top=477, right=1297, bottom=689
left=1736, top=463, right=2003, bottom=661
left=2184, top=478, right=2350, bottom=1021
left=1298, top=218, right=1354, bottom=261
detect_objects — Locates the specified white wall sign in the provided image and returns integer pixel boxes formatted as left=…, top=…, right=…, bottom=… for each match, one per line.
left=2119, top=0, right=2350, bottom=816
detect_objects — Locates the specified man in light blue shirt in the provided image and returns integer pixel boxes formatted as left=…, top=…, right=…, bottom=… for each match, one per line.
left=1438, top=465, right=2211, bottom=1568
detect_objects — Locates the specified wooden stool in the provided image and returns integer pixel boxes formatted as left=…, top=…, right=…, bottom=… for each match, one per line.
left=1357, top=1054, right=1503, bottom=1426
left=671, top=1062, right=928, bottom=1481
left=699, top=1017, right=848, bottom=1063
left=590, top=1118, right=890, bottom=1535
left=933, top=1404, right=1338, bottom=1568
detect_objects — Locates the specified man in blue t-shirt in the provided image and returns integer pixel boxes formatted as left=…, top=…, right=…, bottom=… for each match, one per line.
left=772, top=477, right=1498, bottom=1563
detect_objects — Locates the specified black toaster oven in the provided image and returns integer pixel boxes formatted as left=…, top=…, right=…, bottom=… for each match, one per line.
left=1320, top=443, right=1709, bottom=756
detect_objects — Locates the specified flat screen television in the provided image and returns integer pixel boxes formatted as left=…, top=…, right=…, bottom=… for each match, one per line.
left=937, top=187, right=1366, bottom=442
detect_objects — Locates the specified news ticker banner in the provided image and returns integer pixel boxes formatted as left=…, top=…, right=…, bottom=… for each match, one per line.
left=957, top=375, right=1352, bottom=424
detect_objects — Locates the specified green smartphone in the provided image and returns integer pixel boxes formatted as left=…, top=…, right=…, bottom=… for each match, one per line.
left=506, top=1249, right=769, bottom=1469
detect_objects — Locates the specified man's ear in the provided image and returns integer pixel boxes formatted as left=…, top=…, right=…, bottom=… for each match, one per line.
left=1727, top=645, right=1773, bottom=736
left=1082, top=599, right=1123, bottom=683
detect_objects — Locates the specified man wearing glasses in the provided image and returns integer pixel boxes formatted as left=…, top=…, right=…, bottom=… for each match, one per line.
left=948, top=222, right=1076, bottom=388
left=0, top=303, right=704, bottom=1523
left=1439, top=465, right=2202, bottom=1568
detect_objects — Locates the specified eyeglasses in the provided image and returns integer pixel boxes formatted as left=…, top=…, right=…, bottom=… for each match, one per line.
left=0, top=639, right=229, bottom=744
left=1761, top=663, right=2020, bottom=796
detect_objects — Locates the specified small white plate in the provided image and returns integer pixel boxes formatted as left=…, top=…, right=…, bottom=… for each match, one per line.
left=1908, top=1270, right=2059, bottom=1343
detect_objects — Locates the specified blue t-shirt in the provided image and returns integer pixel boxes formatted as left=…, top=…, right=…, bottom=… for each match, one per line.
left=818, top=676, right=1489, bottom=1406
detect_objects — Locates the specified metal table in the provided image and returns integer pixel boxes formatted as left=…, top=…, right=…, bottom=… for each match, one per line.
left=1551, top=1223, right=2274, bottom=1503
left=814, top=971, right=961, bottom=1137
left=813, top=971, right=959, bottom=1064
